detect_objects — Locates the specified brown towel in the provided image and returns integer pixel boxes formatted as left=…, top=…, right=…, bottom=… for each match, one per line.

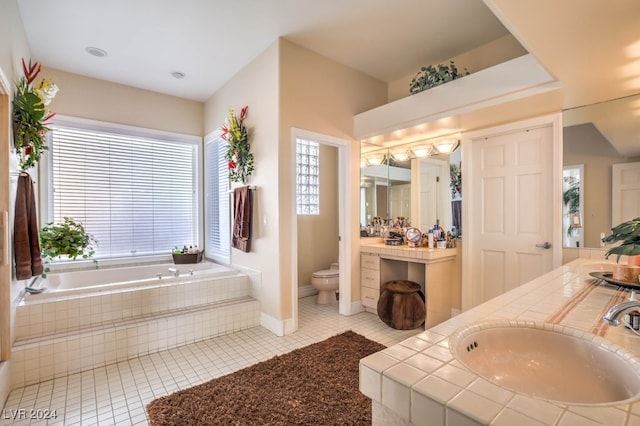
left=232, top=186, right=253, bottom=253
left=14, top=174, right=43, bottom=280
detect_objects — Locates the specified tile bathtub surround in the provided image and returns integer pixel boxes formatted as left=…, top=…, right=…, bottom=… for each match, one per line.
left=10, top=273, right=259, bottom=389
left=359, top=258, right=640, bottom=425
left=3, top=297, right=417, bottom=426
left=15, top=274, right=250, bottom=340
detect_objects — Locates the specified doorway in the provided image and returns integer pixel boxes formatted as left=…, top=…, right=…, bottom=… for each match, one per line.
left=290, top=128, right=352, bottom=332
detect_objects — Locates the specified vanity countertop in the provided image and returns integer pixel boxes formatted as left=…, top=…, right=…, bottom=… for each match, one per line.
left=360, top=243, right=458, bottom=262
left=360, top=258, right=640, bottom=425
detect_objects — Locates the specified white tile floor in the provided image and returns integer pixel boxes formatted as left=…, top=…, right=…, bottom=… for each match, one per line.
left=2, top=297, right=418, bottom=425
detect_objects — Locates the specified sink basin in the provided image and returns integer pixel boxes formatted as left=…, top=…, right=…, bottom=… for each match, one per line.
left=451, top=321, right=640, bottom=404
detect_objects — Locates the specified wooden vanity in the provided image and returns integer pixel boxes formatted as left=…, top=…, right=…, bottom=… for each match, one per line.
left=360, top=241, right=461, bottom=328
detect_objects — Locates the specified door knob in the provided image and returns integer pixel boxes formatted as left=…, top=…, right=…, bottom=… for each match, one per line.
left=536, top=242, right=552, bottom=249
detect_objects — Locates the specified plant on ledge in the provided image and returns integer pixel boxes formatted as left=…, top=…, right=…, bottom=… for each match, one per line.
left=40, top=217, right=97, bottom=262
left=12, top=58, right=58, bottom=172
left=409, top=60, right=469, bottom=95
left=221, top=105, right=254, bottom=184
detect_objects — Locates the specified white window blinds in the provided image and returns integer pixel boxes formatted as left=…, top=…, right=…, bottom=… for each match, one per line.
left=49, top=124, right=199, bottom=259
left=204, top=138, right=230, bottom=262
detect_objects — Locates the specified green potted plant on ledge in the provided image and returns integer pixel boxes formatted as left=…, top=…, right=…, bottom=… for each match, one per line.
left=25, top=217, right=97, bottom=293
left=602, top=216, right=640, bottom=283
left=409, top=60, right=469, bottom=95
left=40, top=217, right=98, bottom=263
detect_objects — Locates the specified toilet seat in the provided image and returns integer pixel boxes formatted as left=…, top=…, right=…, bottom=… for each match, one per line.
left=312, top=269, right=339, bottom=279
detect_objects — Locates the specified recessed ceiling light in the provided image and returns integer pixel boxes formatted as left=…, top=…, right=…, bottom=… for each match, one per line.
left=85, top=46, right=107, bottom=57
left=171, top=71, right=186, bottom=79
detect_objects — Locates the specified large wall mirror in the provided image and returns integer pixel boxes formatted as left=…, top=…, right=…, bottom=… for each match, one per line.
left=360, top=144, right=459, bottom=237
left=562, top=93, right=640, bottom=248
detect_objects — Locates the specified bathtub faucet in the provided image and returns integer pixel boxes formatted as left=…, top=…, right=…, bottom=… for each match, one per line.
left=168, top=267, right=180, bottom=277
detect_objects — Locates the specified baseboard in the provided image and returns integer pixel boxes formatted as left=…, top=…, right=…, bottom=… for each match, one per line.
left=298, top=284, right=318, bottom=299
left=260, top=312, right=285, bottom=337
left=350, top=300, right=366, bottom=315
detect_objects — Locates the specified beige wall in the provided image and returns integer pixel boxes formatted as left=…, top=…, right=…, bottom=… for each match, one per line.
left=279, top=38, right=388, bottom=319
left=297, top=144, right=338, bottom=287
left=42, top=67, right=203, bottom=136
left=0, top=0, right=32, bottom=409
left=387, top=34, right=527, bottom=102
left=563, top=123, right=640, bottom=247
left=203, top=41, right=281, bottom=323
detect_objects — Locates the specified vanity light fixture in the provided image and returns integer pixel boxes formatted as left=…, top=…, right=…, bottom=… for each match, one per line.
left=433, top=139, right=460, bottom=154
left=412, top=145, right=433, bottom=158
left=366, top=153, right=386, bottom=166
left=391, top=148, right=414, bottom=162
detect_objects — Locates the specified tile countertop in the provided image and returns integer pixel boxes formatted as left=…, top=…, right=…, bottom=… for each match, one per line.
left=359, top=258, right=640, bottom=425
left=360, top=242, right=459, bottom=261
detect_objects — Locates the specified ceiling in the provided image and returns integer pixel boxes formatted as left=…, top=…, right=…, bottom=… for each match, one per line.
left=15, top=0, right=640, bottom=156
left=15, top=0, right=509, bottom=102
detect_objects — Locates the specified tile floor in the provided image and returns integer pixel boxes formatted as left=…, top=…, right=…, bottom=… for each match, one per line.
left=1, top=297, right=418, bottom=425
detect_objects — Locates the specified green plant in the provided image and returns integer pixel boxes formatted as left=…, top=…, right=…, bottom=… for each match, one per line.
left=450, top=163, right=461, bottom=198
left=221, top=106, right=254, bottom=184
left=40, top=217, right=97, bottom=261
left=563, top=176, right=580, bottom=236
left=409, top=61, right=469, bottom=95
left=603, top=217, right=640, bottom=262
left=13, top=59, right=58, bottom=172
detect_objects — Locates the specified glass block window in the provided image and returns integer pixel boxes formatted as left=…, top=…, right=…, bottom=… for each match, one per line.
left=296, top=138, right=320, bottom=215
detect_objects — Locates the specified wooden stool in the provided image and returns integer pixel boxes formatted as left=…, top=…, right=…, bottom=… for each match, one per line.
left=377, top=280, right=426, bottom=330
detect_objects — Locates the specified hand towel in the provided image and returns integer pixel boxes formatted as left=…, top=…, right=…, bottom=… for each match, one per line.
left=14, top=174, right=43, bottom=280
left=232, top=186, right=253, bottom=253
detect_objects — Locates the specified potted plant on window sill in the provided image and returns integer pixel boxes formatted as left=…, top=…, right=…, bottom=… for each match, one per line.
left=40, top=216, right=97, bottom=265
left=603, top=217, right=640, bottom=283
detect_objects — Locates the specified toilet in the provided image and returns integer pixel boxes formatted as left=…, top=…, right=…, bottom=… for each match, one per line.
left=311, top=262, right=339, bottom=305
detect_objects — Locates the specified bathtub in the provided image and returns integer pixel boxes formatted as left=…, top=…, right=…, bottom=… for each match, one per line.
left=24, top=261, right=237, bottom=301
left=13, top=260, right=260, bottom=389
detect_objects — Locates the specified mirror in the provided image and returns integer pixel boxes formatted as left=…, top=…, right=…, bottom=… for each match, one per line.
left=562, top=93, right=640, bottom=247
left=360, top=149, right=412, bottom=232
left=360, top=147, right=458, bottom=237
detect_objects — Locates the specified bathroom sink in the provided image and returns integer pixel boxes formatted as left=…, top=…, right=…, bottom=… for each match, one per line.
left=451, top=321, right=640, bottom=404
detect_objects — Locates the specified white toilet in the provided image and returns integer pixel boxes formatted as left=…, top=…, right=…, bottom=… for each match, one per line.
left=311, top=262, right=339, bottom=305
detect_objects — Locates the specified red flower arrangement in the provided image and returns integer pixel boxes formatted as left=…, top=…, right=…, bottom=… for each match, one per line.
left=220, top=106, right=254, bottom=183
left=13, top=58, right=58, bottom=172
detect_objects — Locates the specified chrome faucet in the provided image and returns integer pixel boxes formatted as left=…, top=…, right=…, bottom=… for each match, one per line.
left=603, top=300, right=640, bottom=326
left=168, top=267, right=180, bottom=277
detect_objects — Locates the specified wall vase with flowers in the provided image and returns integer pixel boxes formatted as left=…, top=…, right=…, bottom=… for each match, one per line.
left=12, top=59, right=58, bottom=172
left=221, top=106, right=254, bottom=184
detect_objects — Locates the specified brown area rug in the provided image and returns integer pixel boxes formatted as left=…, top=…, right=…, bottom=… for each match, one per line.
left=146, top=331, right=385, bottom=425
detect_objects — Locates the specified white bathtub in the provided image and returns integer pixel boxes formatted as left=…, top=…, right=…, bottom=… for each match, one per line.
left=24, top=261, right=237, bottom=301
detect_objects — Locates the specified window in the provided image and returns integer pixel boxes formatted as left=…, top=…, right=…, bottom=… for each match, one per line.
left=47, top=119, right=200, bottom=259
left=204, top=137, right=230, bottom=262
left=296, top=138, right=319, bottom=215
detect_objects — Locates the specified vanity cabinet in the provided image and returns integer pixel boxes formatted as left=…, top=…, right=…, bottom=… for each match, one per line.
left=361, top=253, right=380, bottom=309
left=360, top=242, right=460, bottom=328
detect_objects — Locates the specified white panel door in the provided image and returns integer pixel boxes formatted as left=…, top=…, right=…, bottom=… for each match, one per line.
left=470, top=125, right=555, bottom=304
left=612, top=162, right=640, bottom=225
